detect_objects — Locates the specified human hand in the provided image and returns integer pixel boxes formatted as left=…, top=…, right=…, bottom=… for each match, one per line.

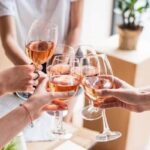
left=25, top=77, right=74, bottom=119
left=0, top=65, right=38, bottom=94
left=96, top=76, right=150, bottom=112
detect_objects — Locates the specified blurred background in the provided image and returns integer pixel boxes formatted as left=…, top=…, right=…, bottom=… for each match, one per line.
left=1, top=0, right=150, bottom=150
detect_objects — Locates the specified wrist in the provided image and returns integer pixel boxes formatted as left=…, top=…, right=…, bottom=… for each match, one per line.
left=24, top=100, right=42, bottom=120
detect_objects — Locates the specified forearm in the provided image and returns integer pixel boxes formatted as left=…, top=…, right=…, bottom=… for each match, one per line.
left=0, top=107, right=29, bottom=148
left=2, top=36, right=30, bottom=65
left=0, top=16, right=30, bottom=65
left=0, top=99, right=41, bottom=149
left=0, top=72, right=6, bottom=96
left=65, top=27, right=81, bottom=47
left=65, top=0, right=84, bottom=47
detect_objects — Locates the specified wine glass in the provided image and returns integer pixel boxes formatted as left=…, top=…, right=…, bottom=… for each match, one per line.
left=80, top=55, right=103, bottom=120
left=46, top=55, right=81, bottom=140
left=16, top=18, right=58, bottom=100
left=75, top=45, right=103, bottom=120
left=75, top=45, right=96, bottom=59
left=46, top=44, right=75, bottom=118
left=84, top=54, right=122, bottom=142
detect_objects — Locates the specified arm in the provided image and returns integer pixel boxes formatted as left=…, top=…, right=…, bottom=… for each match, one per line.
left=0, top=78, right=72, bottom=148
left=0, top=105, right=31, bottom=148
left=65, top=0, right=84, bottom=47
left=0, top=16, right=30, bottom=65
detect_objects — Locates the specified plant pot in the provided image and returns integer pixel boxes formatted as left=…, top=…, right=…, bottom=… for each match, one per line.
left=118, top=26, right=143, bottom=50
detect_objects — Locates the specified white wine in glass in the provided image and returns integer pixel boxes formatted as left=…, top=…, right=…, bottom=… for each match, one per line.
left=83, top=54, right=122, bottom=142
left=46, top=55, right=81, bottom=140
left=16, top=18, right=58, bottom=100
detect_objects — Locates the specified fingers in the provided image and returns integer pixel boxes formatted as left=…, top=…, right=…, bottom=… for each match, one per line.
left=21, top=64, right=35, bottom=73
left=41, top=91, right=74, bottom=109
left=22, top=85, right=35, bottom=93
left=50, top=91, right=74, bottom=99
left=43, top=103, right=67, bottom=111
left=35, top=77, right=49, bottom=93
left=52, top=99, right=68, bottom=109
left=33, top=71, right=40, bottom=80
left=100, top=101, right=123, bottom=109
left=99, top=99, right=144, bottom=112
left=43, top=104, right=59, bottom=111
left=94, top=97, right=119, bottom=107
left=97, top=89, right=139, bottom=105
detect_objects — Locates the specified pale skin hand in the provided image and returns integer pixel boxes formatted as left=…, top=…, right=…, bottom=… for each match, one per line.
left=0, top=0, right=84, bottom=122
left=97, top=76, right=150, bottom=112
left=0, top=65, right=37, bottom=95
left=0, top=77, right=72, bottom=148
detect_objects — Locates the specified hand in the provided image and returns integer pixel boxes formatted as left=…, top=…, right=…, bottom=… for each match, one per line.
left=0, top=65, right=38, bottom=94
left=25, top=77, right=74, bottom=119
left=97, top=76, right=150, bottom=112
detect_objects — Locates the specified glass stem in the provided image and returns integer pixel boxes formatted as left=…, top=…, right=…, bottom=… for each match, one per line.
left=54, top=111, right=64, bottom=133
left=89, top=99, right=94, bottom=107
left=102, top=109, right=110, bottom=132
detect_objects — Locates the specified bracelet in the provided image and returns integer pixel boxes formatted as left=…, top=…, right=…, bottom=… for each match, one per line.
left=20, top=103, right=34, bottom=128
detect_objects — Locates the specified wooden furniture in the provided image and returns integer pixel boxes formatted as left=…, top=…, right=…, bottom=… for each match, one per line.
left=27, top=126, right=98, bottom=150
left=84, top=35, right=150, bottom=150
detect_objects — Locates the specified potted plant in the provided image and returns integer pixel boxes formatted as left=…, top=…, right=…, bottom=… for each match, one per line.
left=115, top=0, right=150, bottom=50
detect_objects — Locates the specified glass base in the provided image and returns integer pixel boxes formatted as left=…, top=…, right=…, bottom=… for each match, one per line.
left=81, top=106, right=102, bottom=121
left=50, top=129, right=72, bottom=140
left=15, top=92, right=32, bottom=101
left=96, top=131, right=122, bottom=142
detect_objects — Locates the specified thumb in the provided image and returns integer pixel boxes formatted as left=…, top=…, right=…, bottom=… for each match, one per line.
left=40, top=91, right=75, bottom=106
left=35, top=77, right=48, bottom=93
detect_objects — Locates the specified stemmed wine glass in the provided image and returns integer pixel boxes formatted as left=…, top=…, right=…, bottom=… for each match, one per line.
left=16, top=18, right=58, bottom=100
left=80, top=54, right=102, bottom=120
left=82, top=54, right=122, bottom=142
left=75, top=45, right=102, bottom=120
left=46, top=54, right=81, bottom=140
left=95, top=54, right=122, bottom=142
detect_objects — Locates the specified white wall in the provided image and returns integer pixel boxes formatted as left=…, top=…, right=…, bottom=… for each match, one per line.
left=81, top=0, right=113, bottom=46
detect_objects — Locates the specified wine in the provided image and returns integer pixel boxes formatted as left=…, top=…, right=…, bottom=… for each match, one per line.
left=26, top=40, right=55, bottom=66
left=47, top=74, right=81, bottom=110
left=49, top=74, right=80, bottom=93
left=83, top=75, right=114, bottom=103
left=47, top=64, right=70, bottom=76
left=81, top=66, right=98, bottom=77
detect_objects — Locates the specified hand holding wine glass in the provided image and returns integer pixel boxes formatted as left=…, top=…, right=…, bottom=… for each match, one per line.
left=84, top=54, right=122, bottom=142
left=46, top=55, right=81, bottom=139
left=16, top=18, right=58, bottom=100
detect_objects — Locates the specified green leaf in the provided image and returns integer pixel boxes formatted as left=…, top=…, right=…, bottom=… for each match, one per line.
left=2, top=140, right=17, bottom=150
left=136, top=6, right=145, bottom=13
left=123, top=6, right=130, bottom=13
left=118, top=1, right=123, bottom=10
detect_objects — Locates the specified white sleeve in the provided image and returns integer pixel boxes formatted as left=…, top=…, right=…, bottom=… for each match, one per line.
left=0, top=0, right=16, bottom=17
